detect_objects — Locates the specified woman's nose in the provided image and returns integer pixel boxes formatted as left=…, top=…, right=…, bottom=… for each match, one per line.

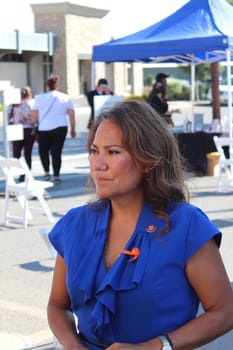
left=93, top=154, right=108, bottom=170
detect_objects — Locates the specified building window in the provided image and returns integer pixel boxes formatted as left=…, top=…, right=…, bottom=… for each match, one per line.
left=42, top=55, right=53, bottom=89
left=0, top=54, right=24, bottom=62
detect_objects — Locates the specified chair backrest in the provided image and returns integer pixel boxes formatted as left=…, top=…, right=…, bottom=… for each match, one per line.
left=0, top=156, right=38, bottom=184
left=213, top=136, right=233, bottom=160
left=0, top=156, right=55, bottom=226
left=18, top=157, right=36, bottom=183
left=0, top=156, right=25, bottom=185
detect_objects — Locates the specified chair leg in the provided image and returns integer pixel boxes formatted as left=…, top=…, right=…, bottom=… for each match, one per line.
left=4, top=188, right=10, bottom=225
left=36, top=193, right=55, bottom=223
left=17, top=194, right=33, bottom=220
left=23, top=192, right=28, bottom=228
left=216, top=165, right=222, bottom=191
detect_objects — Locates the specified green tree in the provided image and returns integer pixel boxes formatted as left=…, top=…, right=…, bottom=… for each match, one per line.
left=144, top=75, right=153, bottom=87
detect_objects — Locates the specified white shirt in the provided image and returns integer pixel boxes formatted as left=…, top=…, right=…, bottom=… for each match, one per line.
left=32, top=90, right=74, bottom=131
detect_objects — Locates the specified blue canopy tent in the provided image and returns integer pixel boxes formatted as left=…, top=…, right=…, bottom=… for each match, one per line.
left=92, top=0, right=233, bottom=136
left=93, top=0, right=233, bottom=64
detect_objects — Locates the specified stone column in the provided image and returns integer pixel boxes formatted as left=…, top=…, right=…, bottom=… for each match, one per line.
left=131, top=63, right=143, bottom=96
left=31, top=2, right=109, bottom=99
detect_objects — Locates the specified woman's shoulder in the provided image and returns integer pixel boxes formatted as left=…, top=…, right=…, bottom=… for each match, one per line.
left=33, top=92, right=47, bottom=104
left=168, top=201, right=207, bottom=216
left=166, top=201, right=215, bottom=226
left=168, top=201, right=219, bottom=236
left=49, top=202, right=108, bottom=255
left=49, top=204, right=93, bottom=236
left=65, top=203, right=93, bottom=218
left=167, top=201, right=221, bottom=253
left=55, top=90, right=71, bottom=100
left=63, top=202, right=106, bottom=225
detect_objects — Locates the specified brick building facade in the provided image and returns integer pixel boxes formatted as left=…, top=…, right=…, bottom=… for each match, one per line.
left=31, top=2, right=143, bottom=99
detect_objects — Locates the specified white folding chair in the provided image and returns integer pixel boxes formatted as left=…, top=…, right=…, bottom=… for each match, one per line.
left=0, top=156, right=55, bottom=227
left=213, top=136, right=233, bottom=191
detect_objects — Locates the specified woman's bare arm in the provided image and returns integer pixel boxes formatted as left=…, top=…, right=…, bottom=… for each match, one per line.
left=47, top=254, right=87, bottom=350
left=106, top=239, right=233, bottom=350
left=67, top=108, right=76, bottom=138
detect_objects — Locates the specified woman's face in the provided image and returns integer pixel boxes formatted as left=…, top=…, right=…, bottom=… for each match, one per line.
left=89, top=120, right=146, bottom=200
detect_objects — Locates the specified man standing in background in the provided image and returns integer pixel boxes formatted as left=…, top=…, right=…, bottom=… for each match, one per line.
left=86, top=78, right=113, bottom=129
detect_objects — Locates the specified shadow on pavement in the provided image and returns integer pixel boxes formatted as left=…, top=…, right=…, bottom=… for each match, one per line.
left=192, top=190, right=233, bottom=197
left=19, top=260, right=54, bottom=273
left=211, top=218, right=233, bottom=230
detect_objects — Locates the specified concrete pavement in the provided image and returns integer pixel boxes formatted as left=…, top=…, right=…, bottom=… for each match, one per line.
left=0, top=104, right=233, bottom=349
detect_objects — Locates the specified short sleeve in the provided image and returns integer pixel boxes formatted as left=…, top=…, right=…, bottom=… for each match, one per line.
left=185, top=206, right=221, bottom=261
left=48, top=208, right=77, bottom=257
left=48, top=204, right=100, bottom=262
left=48, top=206, right=90, bottom=259
left=66, top=98, right=74, bottom=110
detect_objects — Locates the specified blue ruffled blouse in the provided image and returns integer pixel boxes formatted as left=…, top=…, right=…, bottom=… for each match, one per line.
left=49, top=201, right=221, bottom=348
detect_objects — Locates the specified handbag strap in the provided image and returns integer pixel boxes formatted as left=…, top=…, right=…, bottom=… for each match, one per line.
left=38, top=96, right=57, bottom=126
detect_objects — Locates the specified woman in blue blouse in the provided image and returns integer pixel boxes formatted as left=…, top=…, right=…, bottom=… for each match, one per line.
left=47, top=101, right=233, bottom=350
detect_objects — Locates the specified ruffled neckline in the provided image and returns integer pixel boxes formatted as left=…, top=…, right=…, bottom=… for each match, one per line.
left=71, top=201, right=168, bottom=334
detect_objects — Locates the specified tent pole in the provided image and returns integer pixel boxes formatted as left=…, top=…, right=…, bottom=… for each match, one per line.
left=91, top=61, right=96, bottom=90
left=0, top=90, right=10, bottom=157
left=226, top=49, right=232, bottom=138
left=191, top=62, right=195, bottom=132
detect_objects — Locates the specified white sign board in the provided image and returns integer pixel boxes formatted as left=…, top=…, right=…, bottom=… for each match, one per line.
left=193, top=113, right=204, bottom=132
left=94, top=95, right=124, bottom=118
left=7, top=124, right=24, bottom=141
left=3, top=88, right=20, bottom=105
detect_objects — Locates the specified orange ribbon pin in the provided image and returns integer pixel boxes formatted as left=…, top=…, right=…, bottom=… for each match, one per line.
left=122, top=247, right=140, bottom=262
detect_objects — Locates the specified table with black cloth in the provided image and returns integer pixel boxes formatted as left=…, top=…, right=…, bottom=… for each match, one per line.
left=174, top=132, right=221, bottom=175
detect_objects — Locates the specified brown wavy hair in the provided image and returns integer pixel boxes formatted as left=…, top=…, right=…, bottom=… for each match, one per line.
left=87, top=100, right=189, bottom=233
left=46, top=75, right=59, bottom=91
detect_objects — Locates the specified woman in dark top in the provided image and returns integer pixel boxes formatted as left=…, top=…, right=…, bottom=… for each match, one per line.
left=147, top=85, right=180, bottom=126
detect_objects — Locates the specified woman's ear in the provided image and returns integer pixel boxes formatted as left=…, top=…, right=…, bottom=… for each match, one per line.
left=143, top=164, right=153, bottom=173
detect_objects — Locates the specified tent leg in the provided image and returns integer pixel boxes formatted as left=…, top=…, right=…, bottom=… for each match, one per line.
left=226, top=49, right=233, bottom=139
left=191, top=62, right=195, bottom=132
left=91, top=62, right=96, bottom=90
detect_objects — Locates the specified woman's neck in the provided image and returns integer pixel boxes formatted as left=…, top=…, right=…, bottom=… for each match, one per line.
left=110, top=192, right=144, bottom=223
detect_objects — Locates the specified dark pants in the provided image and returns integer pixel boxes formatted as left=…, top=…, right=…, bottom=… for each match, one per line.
left=87, top=113, right=94, bottom=129
left=12, top=128, right=36, bottom=169
left=37, top=126, right=67, bottom=177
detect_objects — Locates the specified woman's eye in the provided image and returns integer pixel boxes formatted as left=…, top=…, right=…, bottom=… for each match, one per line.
left=89, top=148, right=97, bottom=155
left=109, top=149, right=119, bottom=155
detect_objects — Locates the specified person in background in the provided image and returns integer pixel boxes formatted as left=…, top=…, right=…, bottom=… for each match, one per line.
left=154, top=72, right=169, bottom=93
left=47, top=100, right=233, bottom=350
left=147, top=72, right=180, bottom=126
left=8, top=86, right=36, bottom=181
left=31, top=75, right=76, bottom=185
left=86, top=78, right=113, bottom=129
left=147, top=85, right=180, bottom=127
